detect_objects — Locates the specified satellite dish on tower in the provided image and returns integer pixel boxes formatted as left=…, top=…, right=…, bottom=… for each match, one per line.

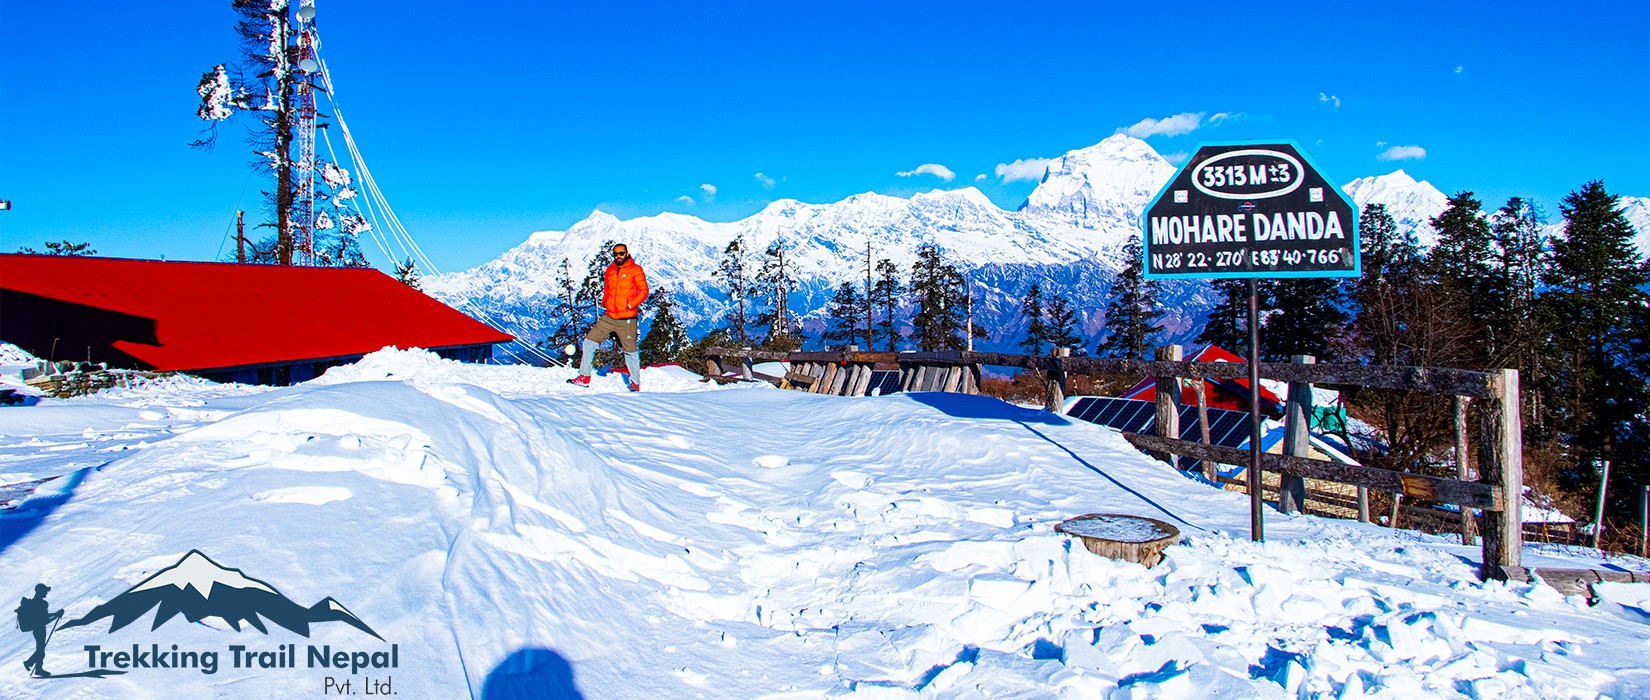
left=297, top=5, right=316, bottom=21
left=299, top=58, right=319, bottom=72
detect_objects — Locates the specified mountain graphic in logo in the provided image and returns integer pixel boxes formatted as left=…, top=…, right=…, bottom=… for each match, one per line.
left=58, top=550, right=381, bottom=640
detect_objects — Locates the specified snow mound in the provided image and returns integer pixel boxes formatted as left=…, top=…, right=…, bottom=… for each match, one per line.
left=0, top=342, right=41, bottom=365
left=2, top=371, right=1646, bottom=697
left=311, top=346, right=754, bottom=396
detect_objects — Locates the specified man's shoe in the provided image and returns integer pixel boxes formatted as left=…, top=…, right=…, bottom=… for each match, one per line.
left=628, top=382, right=641, bottom=393
left=566, top=375, right=591, bottom=387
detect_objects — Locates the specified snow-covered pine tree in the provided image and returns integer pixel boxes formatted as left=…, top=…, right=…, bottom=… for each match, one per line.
left=639, top=287, right=690, bottom=366
left=541, top=258, right=584, bottom=358
left=192, top=0, right=366, bottom=268
left=1019, top=283, right=1050, bottom=355
left=393, top=257, right=420, bottom=289
left=870, top=258, right=903, bottom=351
left=1098, top=234, right=1163, bottom=359
left=714, top=236, right=752, bottom=345
left=753, top=237, right=800, bottom=349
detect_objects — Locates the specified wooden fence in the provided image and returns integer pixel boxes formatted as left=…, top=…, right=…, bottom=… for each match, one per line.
left=705, top=345, right=1527, bottom=581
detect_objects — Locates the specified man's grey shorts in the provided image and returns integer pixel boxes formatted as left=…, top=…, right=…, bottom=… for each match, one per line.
left=586, top=314, right=639, bottom=353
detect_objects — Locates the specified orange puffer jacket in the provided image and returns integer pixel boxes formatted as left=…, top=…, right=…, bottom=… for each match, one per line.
left=602, top=260, right=649, bottom=320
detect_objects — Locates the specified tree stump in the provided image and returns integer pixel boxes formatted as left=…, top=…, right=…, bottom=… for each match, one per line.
left=1055, top=513, right=1181, bottom=569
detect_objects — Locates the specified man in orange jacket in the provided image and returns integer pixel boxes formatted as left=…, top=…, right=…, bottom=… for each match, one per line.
left=568, top=243, right=649, bottom=391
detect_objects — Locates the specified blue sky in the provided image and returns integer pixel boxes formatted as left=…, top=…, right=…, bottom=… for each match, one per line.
left=2, top=1, right=1646, bottom=272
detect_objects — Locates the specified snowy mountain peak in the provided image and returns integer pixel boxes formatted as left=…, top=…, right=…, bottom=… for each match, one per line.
left=1341, top=170, right=1450, bottom=247
left=130, top=550, right=278, bottom=599
left=1021, top=135, right=1176, bottom=227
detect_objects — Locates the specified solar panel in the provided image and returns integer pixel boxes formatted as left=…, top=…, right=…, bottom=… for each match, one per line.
left=866, top=370, right=903, bottom=396
left=1063, top=397, right=1258, bottom=475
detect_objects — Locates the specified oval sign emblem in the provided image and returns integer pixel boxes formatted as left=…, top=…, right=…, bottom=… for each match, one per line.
left=1190, top=148, right=1304, bottom=200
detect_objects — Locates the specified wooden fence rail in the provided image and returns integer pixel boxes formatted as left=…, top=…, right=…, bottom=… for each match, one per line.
left=705, top=345, right=1525, bottom=581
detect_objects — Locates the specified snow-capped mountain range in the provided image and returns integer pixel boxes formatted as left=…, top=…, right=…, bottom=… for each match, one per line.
left=425, top=136, right=1647, bottom=359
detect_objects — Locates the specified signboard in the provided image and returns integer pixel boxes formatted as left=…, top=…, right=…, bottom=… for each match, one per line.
left=1142, top=141, right=1358, bottom=279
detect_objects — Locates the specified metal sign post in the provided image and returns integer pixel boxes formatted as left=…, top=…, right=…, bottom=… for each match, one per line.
left=1143, top=141, right=1360, bottom=542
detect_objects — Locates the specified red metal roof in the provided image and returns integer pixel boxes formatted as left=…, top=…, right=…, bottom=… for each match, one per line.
left=1, top=254, right=513, bottom=372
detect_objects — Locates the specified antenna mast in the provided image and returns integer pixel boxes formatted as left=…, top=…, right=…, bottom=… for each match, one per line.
left=292, top=0, right=320, bottom=265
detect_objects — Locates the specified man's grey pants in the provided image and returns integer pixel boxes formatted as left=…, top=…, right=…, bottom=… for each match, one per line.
left=578, top=313, right=641, bottom=384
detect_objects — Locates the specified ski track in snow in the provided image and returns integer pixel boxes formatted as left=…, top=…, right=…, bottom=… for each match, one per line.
left=1, top=347, right=1647, bottom=698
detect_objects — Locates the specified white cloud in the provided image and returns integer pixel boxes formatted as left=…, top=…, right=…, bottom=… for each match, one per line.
left=1319, top=93, right=1341, bottom=109
left=896, top=163, right=956, bottom=181
left=994, top=157, right=1052, bottom=182
left=1455, top=65, right=1464, bottom=74
left=1375, top=140, right=1388, bottom=148
left=754, top=172, right=776, bottom=189
left=1161, top=152, right=1190, bottom=165
left=699, top=183, right=717, bottom=198
left=1377, top=145, right=1427, bottom=162
left=1118, top=112, right=1205, bottom=138
left=974, top=173, right=986, bottom=182
left=1208, top=112, right=1239, bottom=125
left=676, top=195, right=695, bottom=205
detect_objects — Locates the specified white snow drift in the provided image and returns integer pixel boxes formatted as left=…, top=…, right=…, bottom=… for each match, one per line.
left=1, top=347, right=1647, bottom=698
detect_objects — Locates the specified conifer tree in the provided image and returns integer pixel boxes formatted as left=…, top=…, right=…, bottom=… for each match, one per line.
left=869, top=258, right=903, bottom=351
left=542, top=258, right=584, bottom=358
left=393, top=257, right=420, bottom=290
left=1351, top=204, right=1421, bottom=366
left=1541, top=181, right=1650, bottom=514
left=822, top=282, right=867, bottom=349
left=907, top=243, right=974, bottom=351
left=1490, top=198, right=1553, bottom=432
left=1019, top=283, right=1050, bottom=355
left=1045, top=294, right=1083, bottom=352
left=17, top=241, right=97, bottom=256
left=753, top=237, right=799, bottom=347
left=639, top=287, right=690, bottom=366
left=1098, top=234, right=1163, bottom=359
left=1197, top=279, right=1250, bottom=353
left=714, top=236, right=751, bottom=344
left=1425, top=191, right=1498, bottom=366
left=1262, top=278, right=1347, bottom=361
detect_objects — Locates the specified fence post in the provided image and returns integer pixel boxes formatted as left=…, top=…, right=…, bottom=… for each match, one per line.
left=1153, top=345, right=1182, bottom=468
left=1280, top=355, right=1314, bottom=514
left=1640, top=485, right=1648, bottom=558
left=1592, top=459, right=1611, bottom=551
left=1478, top=368, right=1523, bottom=580
left=1455, top=395, right=1477, bottom=546
left=1193, top=374, right=1214, bottom=482
left=1044, top=348, right=1068, bottom=413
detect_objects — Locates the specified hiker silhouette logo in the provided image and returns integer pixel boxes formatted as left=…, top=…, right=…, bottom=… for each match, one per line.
left=16, top=550, right=389, bottom=681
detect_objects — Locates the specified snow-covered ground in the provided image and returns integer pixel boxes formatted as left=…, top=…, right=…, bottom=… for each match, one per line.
left=2, top=347, right=1647, bottom=698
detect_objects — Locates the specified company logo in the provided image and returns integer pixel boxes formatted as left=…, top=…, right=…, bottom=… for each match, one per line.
left=16, top=550, right=395, bottom=689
